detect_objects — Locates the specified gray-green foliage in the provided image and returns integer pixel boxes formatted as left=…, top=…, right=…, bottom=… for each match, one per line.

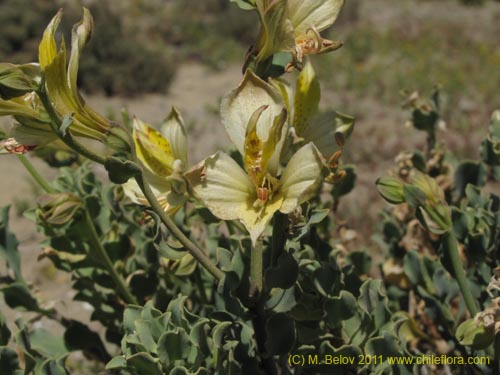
left=376, top=90, right=500, bottom=373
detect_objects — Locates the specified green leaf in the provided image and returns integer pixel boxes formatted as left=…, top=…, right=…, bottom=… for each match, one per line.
left=0, top=310, right=11, bottom=345
left=104, top=157, right=141, bottom=184
left=0, top=347, right=20, bottom=375
left=40, top=359, right=69, bottom=375
left=265, top=251, right=299, bottom=289
left=365, top=332, right=405, bottom=357
left=126, top=352, right=162, bottom=375
left=30, top=329, right=68, bottom=358
left=157, top=328, right=191, bottom=366
left=105, top=356, right=126, bottom=370
left=265, top=313, right=295, bottom=355
left=325, top=291, right=358, bottom=329
left=376, top=177, right=405, bottom=204
left=456, top=319, right=494, bottom=350
left=135, top=320, right=158, bottom=354
left=212, top=321, right=233, bottom=349
left=59, top=114, right=74, bottom=137
left=123, top=306, right=143, bottom=333
left=230, top=0, right=255, bottom=10
left=358, top=280, right=391, bottom=329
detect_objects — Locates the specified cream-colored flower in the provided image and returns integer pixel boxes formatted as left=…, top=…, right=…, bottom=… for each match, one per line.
left=123, top=108, right=188, bottom=215
left=254, top=0, right=344, bottom=67
left=271, top=59, right=354, bottom=159
left=188, top=70, right=325, bottom=244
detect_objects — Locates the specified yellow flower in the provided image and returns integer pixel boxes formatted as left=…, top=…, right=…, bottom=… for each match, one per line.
left=123, top=108, right=188, bottom=215
left=271, top=59, right=354, bottom=159
left=38, top=8, right=112, bottom=142
left=0, top=9, right=119, bottom=153
left=187, top=70, right=325, bottom=244
left=254, top=0, right=344, bottom=67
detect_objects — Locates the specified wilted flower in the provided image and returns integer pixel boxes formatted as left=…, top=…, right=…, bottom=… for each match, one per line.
left=187, top=70, right=325, bottom=244
left=123, top=108, right=188, bottom=215
left=0, top=9, right=123, bottom=154
left=38, top=8, right=112, bottom=141
left=253, top=0, right=344, bottom=68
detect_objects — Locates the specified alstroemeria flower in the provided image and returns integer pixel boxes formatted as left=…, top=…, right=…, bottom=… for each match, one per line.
left=254, top=0, right=344, bottom=67
left=38, top=8, right=112, bottom=142
left=0, top=9, right=118, bottom=154
left=123, top=108, right=188, bottom=215
left=271, top=60, right=354, bottom=166
left=187, top=70, right=325, bottom=244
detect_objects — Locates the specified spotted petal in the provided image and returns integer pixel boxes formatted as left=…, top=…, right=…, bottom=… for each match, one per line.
left=187, top=151, right=282, bottom=244
left=221, top=70, right=285, bottom=153
left=133, top=118, right=177, bottom=178
left=293, top=60, right=320, bottom=136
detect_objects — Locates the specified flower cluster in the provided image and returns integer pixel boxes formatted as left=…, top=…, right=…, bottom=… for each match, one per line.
left=0, top=2, right=353, bottom=246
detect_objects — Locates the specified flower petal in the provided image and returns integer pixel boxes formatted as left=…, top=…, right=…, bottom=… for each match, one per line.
left=221, top=69, right=285, bottom=155
left=187, top=151, right=255, bottom=220
left=122, top=178, right=180, bottom=216
left=160, top=107, right=188, bottom=165
left=39, top=10, right=109, bottom=140
left=279, top=142, right=325, bottom=213
left=301, top=110, right=354, bottom=157
left=187, top=151, right=285, bottom=244
left=133, top=118, right=176, bottom=178
left=287, top=0, right=344, bottom=36
left=293, top=60, right=320, bottom=137
left=255, top=0, right=295, bottom=61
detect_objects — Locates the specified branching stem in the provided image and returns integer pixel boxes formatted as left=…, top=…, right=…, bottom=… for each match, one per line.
left=135, top=173, right=224, bottom=281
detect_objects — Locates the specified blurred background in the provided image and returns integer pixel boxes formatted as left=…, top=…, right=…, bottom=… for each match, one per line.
left=0, top=0, right=499, bottom=309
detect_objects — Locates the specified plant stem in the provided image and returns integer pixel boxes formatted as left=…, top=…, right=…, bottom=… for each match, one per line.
left=442, top=231, right=478, bottom=317
left=17, top=154, right=54, bottom=193
left=135, top=174, right=224, bottom=281
left=270, top=212, right=288, bottom=267
left=249, top=302, right=278, bottom=375
left=36, top=87, right=106, bottom=165
left=249, top=244, right=264, bottom=299
left=83, top=209, right=137, bottom=305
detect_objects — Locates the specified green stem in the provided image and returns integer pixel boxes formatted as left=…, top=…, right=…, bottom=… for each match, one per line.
left=17, top=154, right=54, bottom=193
left=83, top=209, right=137, bottom=305
left=36, top=87, right=106, bottom=165
left=442, top=231, right=478, bottom=317
left=135, top=174, right=224, bottom=281
left=249, top=244, right=264, bottom=299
